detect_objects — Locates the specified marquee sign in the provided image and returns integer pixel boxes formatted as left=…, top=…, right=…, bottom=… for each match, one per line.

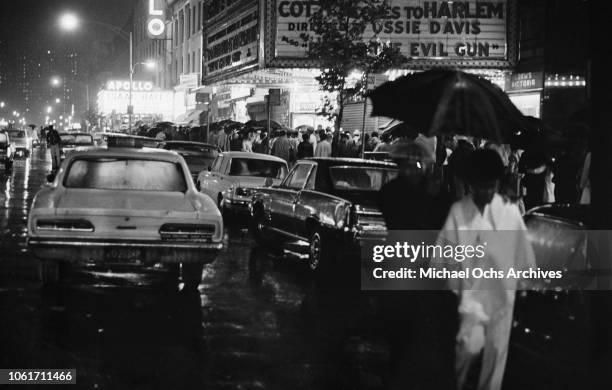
left=97, top=90, right=174, bottom=117
left=147, top=0, right=166, bottom=39
left=203, top=1, right=262, bottom=83
left=106, top=80, right=154, bottom=92
left=267, top=0, right=516, bottom=68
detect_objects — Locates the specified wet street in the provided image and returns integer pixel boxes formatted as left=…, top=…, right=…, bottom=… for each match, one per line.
left=0, top=148, right=387, bottom=390
left=0, top=148, right=606, bottom=389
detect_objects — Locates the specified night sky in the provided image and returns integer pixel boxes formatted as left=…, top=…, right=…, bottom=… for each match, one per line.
left=0, top=0, right=137, bottom=53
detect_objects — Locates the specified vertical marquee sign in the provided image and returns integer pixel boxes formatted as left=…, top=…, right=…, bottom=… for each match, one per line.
left=147, top=0, right=166, bottom=39
left=266, top=0, right=517, bottom=68
left=203, top=0, right=264, bottom=84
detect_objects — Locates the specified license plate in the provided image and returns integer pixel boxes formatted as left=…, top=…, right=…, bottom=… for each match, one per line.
left=105, top=248, right=142, bottom=262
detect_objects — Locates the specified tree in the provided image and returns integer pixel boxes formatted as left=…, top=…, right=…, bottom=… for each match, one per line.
left=302, top=0, right=406, bottom=131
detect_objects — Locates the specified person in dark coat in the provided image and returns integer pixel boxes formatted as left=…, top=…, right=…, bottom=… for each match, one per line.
left=296, top=132, right=314, bottom=159
left=377, top=141, right=457, bottom=390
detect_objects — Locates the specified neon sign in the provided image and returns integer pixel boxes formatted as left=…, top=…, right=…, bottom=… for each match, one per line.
left=147, top=0, right=166, bottom=38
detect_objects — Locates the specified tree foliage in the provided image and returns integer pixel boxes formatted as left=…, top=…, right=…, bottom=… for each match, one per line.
left=302, top=0, right=406, bottom=128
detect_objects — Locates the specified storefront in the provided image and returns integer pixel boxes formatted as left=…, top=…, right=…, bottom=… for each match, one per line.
left=506, top=71, right=544, bottom=118
left=96, top=80, right=181, bottom=131
left=202, top=0, right=517, bottom=130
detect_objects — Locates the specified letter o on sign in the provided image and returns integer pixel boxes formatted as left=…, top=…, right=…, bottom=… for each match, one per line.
left=147, top=18, right=165, bottom=37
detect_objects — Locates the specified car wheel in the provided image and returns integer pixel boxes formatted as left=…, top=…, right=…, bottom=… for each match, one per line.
left=39, top=260, right=62, bottom=286
left=308, top=228, right=334, bottom=275
left=182, top=263, right=204, bottom=291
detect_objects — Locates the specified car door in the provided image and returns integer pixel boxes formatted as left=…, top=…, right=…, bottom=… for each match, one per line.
left=270, top=163, right=314, bottom=235
left=199, top=155, right=225, bottom=202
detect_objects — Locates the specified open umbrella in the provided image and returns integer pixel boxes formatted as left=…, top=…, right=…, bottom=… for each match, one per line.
left=368, top=69, right=537, bottom=143
left=254, top=119, right=282, bottom=130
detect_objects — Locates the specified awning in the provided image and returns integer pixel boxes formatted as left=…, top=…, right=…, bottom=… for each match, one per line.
left=175, top=109, right=205, bottom=126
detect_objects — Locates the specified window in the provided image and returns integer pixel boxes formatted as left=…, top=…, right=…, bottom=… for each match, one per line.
left=211, top=156, right=223, bottom=172
left=192, top=52, right=196, bottom=73
left=64, top=158, right=187, bottom=192
left=198, top=2, right=202, bottom=28
left=179, top=10, right=184, bottom=43
left=284, top=164, right=312, bottom=190
left=228, top=158, right=287, bottom=179
left=305, top=166, right=317, bottom=190
left=186, top=7, right=190, bottom=38
left=328, top=166, right=397, bottom=191
left=192, top=6, right=197, bottom=34
left=219, top=156, right=231, bottom=174
left=187, top=53, right=191, bottom=73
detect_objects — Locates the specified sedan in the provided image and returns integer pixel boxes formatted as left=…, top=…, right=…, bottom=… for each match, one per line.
left=159, top=141, right=220, bottom=183
left=27, top=146, right=224, bottom=288
left=59, top=132, right=95, bottom=160
left=7, top=129, right=31, bottom=158
left=197, top=152, right=288, bottom=216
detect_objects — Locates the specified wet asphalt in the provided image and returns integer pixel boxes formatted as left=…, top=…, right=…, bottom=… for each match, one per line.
left=0, top=148, right=607, bottom=389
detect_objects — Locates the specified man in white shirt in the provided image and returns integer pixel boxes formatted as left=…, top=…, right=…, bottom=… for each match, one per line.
left=314, top=132, right=332, bottom=157
left=436, top=149, right=536, bottom=390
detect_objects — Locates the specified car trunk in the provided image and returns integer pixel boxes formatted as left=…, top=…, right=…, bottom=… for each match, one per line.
left=51, top=189, right=199, bottom=240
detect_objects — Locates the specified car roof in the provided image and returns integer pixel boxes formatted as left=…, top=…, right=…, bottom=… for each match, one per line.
left=59, top=132, right=92, bottom=136
left=525, top=204, right=590, bottom=226
left=219, top=151, right=287, bottom=163
left=66, top=146, right=184, bottom=162
left=163, top=141, right=218, bottom=148
left=303, top=157, right=397, bottom=168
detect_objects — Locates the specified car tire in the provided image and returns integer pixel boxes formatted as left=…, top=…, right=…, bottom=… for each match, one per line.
left=39, top=260, right=63, bottom=286
left=181, top=263, right=204, bottom=291
left=308, top=228, right=334, bottom=275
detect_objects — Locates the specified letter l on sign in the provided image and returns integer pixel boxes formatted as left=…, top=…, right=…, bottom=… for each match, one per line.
left=149, top=0, right=163, bottom=16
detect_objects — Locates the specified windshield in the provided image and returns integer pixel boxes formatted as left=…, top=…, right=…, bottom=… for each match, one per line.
left=8, top=130, right=25, bottom=139
left=229, top=158, right=287, bottom=179
left=329, top=166, right=397, bottom=191
left=0, top=133, right=7, bottom=144
left=165, top=144, right=219, bottom=167
left=60, top=134, right=94, bottom=145
left=64, top=158, right=187, bottom=192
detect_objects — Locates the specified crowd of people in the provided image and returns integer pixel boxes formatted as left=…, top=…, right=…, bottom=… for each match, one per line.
left=206, top=124, right=389, bottom=164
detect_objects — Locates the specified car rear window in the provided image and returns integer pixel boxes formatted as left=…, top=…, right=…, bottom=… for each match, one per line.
left=228, top=158, right=287, bottom=179
left=329, top=166, right=397, bottom=191
left=8, top=130, right=25, bottom=139
left=166, top=145, right=219, bottom=166
left=64, top=158, right=187, bottom=192
left=61, top=134, right=94, bottom=145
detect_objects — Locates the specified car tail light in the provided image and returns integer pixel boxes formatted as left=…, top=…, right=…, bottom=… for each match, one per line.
left=36, top=219, right=94, bottom=232
left=159, top=224, right=216, bottom=241
left=350, top=205, right=386, bottom=231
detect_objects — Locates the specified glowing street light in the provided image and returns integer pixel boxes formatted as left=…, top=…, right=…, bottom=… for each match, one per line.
left=144, top=61, right=156, bottom=70
left=59, top=12, right=80, bottom=31
left=55, top=98, right=61, bottom=104
left=0, top=102, right=5, bottom=108
left=46, top=106, right=53, bottom=114
left=51, top=77, right=61, bottom=87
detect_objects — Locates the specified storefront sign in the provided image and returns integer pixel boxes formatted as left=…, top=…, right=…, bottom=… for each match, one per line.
left=106, top=80, right=154, bottom=92
left=147, top=0, right=166, bottom=39
left=203, top=2, right=260, bottom=81
left=506, top=71, right=544, bottom=92
left=272, top=0, right=513, bottom=67
left=97, top=90, right=174, bottom=117
left=179, top=74, right=200, bottom=90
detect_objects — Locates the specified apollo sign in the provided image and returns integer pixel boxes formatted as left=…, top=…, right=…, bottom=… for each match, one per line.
left=106, top=80, right=154, bottom=92
left=147, top=0, right=166, bottom=39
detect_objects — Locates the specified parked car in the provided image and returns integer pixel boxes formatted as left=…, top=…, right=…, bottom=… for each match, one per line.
left=7, top=129, right=31, bottom=158
left=59, top=132, right=95, bottom=160
left=27, top=146, right=224, bottom=288
left=197, top=151, right=288, bottom=216
left=507, top=204, right=594, bottom=388
left=250, top=158, right=397, bottom=271
left=160, top=141, right=220, bottom=183
left=0, top=130, right=15, bottom=171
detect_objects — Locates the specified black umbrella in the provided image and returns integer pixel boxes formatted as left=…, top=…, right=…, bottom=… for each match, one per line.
left=254, top=119, right=282, bottom=130
left=368, top=68, right=537, bottom=143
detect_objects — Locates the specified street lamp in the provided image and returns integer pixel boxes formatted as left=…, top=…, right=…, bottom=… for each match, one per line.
left=46, top=106, right=52, bottom=114
left=0, top=102, right=5, bottom=108
left=59, top=12, right=135, bottom=134
left=55, top=98, right=61, bottom=104
left=51, top=77, right=61, bottom=87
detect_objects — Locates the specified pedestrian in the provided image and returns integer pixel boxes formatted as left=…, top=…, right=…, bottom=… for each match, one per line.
left=271, top=129, right=293, bottom=163
left=436, top=149, right=536, bottom=390
left=378, top=140, right=456, bottom=390
left=46, top=125, right=62, bottom=171
left=297, top=132, right=313, bottom=159
left=350, top=129, right=362, bottom=157
left=308, top=128, right=318, bottom=152
left=314, top=132, right=332, bottom=158
left=253, top=130, right=270, bottom=154
left=367, top=131, right=380, bottom=151
left=242, top=130, right=254, bottom=152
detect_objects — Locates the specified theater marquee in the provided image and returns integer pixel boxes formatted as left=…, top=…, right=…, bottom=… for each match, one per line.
left=266, top=0, right=516, bottom=68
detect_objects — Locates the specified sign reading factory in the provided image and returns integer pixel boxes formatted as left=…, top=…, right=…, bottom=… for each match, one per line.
left=272, top=0, right=514, bottom=67
left=203, top=0, right=261, bottom=82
